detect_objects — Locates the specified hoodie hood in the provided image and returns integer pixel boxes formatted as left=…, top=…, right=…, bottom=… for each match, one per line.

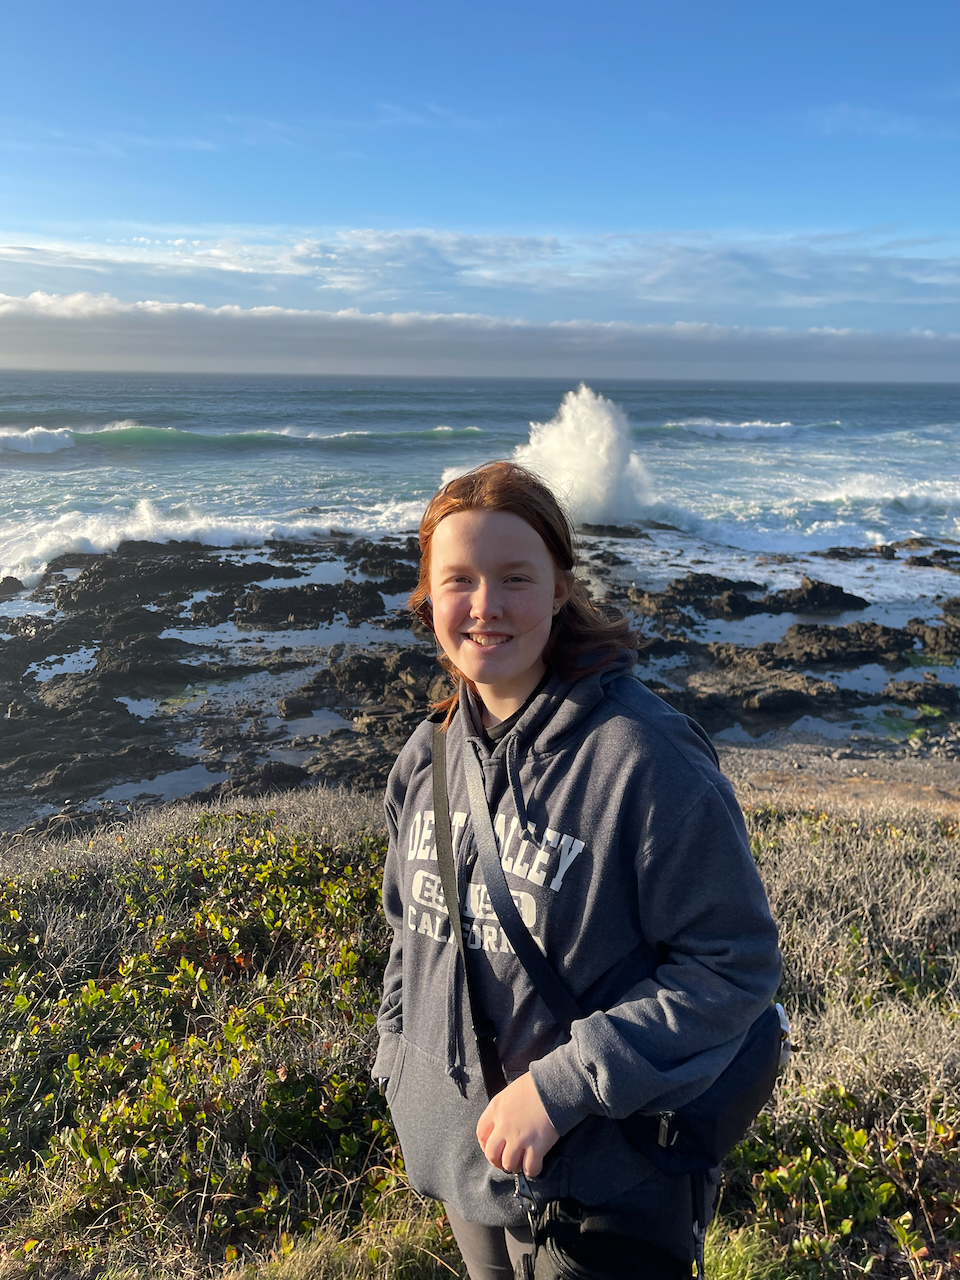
left=460, top=646, right=637, bottom=758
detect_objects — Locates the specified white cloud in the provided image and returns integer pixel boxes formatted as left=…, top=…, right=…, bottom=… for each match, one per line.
left=1, top=226, right=959, bottom=325
left=0, top=289, right=956, bottom=380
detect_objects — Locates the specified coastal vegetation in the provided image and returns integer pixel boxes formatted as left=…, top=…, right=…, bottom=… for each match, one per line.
left=0, top=788, right=957, bottom=1278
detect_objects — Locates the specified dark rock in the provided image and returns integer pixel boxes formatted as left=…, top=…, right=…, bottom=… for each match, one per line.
left=810, top=545, right=898, bottom=561
left=186, top=760, right=309, bottom=802
left=628, top=573, right=764, bottom=623
left=277, top=695, right=316, bottom=719
left=589, top=550, right=631, bottom=567
left=906, top=618, right=960, bottom=656
left=706, top=642, right=780, bottom=670
left=265, top=538, right=338, bottom=561
left=906, top=550, right=960, bottom=569
left=580, top=524, right=651, bottom=540
left=102, top=606, right=175, bottom=640
left=0, top=577, right=24, bottom=599
left=891, top=537, right=936, bottom=550
left=707, top=590, right=767, bottom=617
left=743, top=687, right=815, bottom=713
left=368, top=564, right=419, bottom=592
left=95, top=635, right=207, bottom=682
left=774, top=621, right=914, bottom=666
left=44, top=552, right=101, bottom=575
left=881, top=675, right=959, bottom=709
left=763, top=577, right=869, bottom=613
left=669, top=573, right=765, bottom=600
left=636, top=635, right=691, bottom=660
left=231, top=580, right=385, bottom=629
left=55, top=547, right=300, bottom=612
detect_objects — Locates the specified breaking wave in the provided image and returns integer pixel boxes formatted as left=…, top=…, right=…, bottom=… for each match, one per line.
left=3, top=422, right=489, bottom=456
left=0, top=496, right=427, bottom=587
left=0, top=427, right=76, bottom=454
left=443, top=384, right=652, bottom=524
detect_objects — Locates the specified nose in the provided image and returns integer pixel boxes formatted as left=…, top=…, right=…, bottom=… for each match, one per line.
left=470, top=578, right=503, bottom=620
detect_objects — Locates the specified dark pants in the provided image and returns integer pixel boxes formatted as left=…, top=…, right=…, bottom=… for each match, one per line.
left=444, top=1203, right=691, bottom=1280
left=445, top=1203, right=533, bottom=1279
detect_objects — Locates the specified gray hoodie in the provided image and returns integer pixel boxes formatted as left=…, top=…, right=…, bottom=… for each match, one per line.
left=374, top=654, right=780, bottom=1228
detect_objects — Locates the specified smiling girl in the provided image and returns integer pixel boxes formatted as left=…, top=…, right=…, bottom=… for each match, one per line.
left=374, top=461, right=780, bottom=1279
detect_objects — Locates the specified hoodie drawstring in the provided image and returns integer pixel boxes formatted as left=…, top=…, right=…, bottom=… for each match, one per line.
left=505, top=735, right=536, bottom=851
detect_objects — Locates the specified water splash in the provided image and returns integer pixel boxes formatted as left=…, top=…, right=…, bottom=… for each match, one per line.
left=512, top=384, right=650, bottom=523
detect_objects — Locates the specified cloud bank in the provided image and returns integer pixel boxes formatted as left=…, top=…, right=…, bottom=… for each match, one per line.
left=1, top=290, right=957, bottom=380
left=1, top=226, right=958, bottom=331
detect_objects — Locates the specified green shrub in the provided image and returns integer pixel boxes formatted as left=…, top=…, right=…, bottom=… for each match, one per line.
left=0, top=811, right=400, bottom=1273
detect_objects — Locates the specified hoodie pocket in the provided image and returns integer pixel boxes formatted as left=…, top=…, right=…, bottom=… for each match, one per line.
left=384, top=1035, right=408, bottom=1110
left=386, top=1034, right=503, bottom=1210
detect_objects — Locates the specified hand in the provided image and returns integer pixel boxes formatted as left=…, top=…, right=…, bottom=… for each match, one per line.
left=476, top=1072, right=560, bottom=1178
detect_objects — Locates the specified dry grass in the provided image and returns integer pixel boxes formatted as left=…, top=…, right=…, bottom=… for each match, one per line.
left=0, top=781, right=958, bottom=1276
left=0, top=787, right=385, bottom=881
left=755, top=796, right=960, bottom=1119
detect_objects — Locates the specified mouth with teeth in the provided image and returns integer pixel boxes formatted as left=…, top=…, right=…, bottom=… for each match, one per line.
left=465, top=633, right=512, bottom=647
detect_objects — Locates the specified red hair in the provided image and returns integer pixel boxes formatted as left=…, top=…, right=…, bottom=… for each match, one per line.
left=409, top=460, right=636, bottom=721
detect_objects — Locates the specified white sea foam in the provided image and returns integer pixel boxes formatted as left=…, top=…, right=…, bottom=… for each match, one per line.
left=798, top=475, right=960, bottom=521
left=0, top=426, right=75, bottom=454
left=515, top=385, right=652, bottom=522
left=303, top=429, right=372, bottom=439
left=442, top=384, right=651, bottom=524
left=0, top=495, right=428, bottom=586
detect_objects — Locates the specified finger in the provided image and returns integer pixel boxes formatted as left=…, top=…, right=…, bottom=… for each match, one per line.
left=483, top=1135, right=506, bottom=1170
left=523, top=1146, right=543, bottom=1178
left=476, top=1112, right=493, bottom=1146
left=500, top=1141, right=523, bottom=1175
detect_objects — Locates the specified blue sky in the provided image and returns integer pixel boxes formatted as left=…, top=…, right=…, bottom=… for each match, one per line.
left=1, top=0, right=958, bottom=374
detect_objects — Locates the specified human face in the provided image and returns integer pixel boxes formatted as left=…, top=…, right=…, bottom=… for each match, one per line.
left=429, top=509, right=569, bottom=721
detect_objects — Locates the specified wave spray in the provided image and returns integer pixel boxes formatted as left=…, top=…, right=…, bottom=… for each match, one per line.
left=513, top=384, right=650, bottom=524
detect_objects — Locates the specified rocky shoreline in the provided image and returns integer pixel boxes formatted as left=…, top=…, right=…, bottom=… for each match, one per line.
left=2, top=525, right=960, bottom=839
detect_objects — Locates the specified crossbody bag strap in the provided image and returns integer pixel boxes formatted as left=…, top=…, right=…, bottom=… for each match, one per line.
left=461, top=737, right=584, bottom=1031
left=431, top=726, right=507, bottom=1099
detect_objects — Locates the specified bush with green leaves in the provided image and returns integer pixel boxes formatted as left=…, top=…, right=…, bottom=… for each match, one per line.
left=0, top=811, right=400, bottom=1273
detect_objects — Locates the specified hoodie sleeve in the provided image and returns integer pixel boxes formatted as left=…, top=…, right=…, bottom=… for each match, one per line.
left=529, top=780, right=781, bottom=1137
left=372, top=760, right=407, bottom=1081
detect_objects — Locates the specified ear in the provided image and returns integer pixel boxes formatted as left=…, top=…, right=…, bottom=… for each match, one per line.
left=552, top=573, right=571, bottom=616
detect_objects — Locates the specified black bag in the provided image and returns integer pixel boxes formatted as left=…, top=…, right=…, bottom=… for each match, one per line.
left=513, top=1199, right=692, bottom=1280
left=432, top=725, right=788, bottom=1277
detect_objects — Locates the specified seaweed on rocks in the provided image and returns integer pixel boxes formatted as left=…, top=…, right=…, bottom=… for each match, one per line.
left=881, top=672, right=960, bottom=709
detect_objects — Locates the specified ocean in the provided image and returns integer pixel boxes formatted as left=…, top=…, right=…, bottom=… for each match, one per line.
left=2, top=372, right=959, bottom=597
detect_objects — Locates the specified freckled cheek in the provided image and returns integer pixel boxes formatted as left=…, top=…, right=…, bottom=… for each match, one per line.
left=431, top=598, right=468, bottom=649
